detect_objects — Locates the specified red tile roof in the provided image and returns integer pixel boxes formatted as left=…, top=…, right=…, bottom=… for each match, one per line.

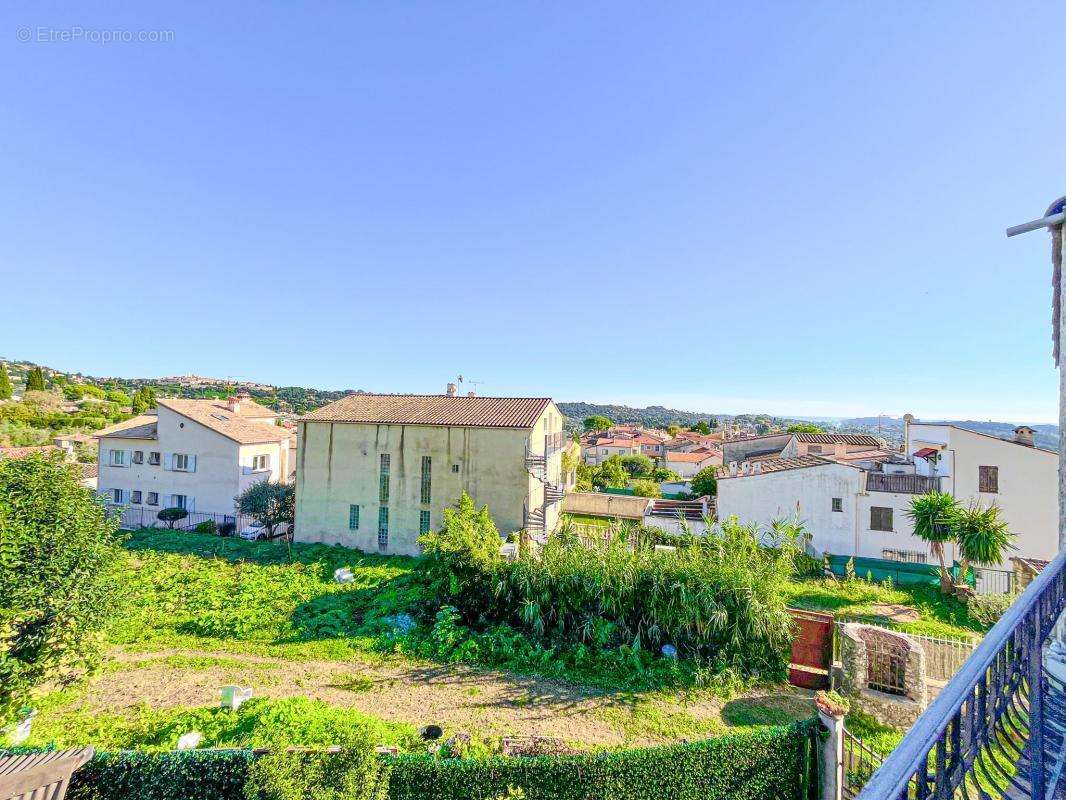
left=302, top=394, right=552, bottom=429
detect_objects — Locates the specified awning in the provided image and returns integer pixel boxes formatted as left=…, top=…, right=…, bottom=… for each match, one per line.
left=913, top=447, right=938, bottom=459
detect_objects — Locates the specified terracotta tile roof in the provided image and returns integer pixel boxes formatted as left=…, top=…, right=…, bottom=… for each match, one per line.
left=665, top=450, right=718, bottom=463
left=97, top=415, right=159, bottom=440
left=302, top=394, right=551, bottom=429
left=829, top=448, right=896, bottom=464
left=794, top=432, right=884, bottom=447
left=157, top=399, right=289, bottom=444
left=79, top=463, right=98, bottom=480
left=0, top=445, right=57, bottom=459
left=718, top=454, right=838, bottom=478
left=588, top=439, right=643, bottom=449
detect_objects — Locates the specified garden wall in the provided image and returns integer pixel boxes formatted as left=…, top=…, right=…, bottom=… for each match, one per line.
left=15, top=720, right=820, bottom=800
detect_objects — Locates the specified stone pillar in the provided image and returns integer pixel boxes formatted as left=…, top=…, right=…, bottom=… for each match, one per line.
left=817, top=708, right=845, bottom=800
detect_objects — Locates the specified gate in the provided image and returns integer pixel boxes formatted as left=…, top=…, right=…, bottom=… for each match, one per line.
left=787, top=608, right=833, bottom=689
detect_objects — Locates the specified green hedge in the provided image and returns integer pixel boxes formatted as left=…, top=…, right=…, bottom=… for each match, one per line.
left=15, top=720, right=820, bottom=800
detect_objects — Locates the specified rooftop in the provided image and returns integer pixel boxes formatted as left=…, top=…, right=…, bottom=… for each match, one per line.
left=718, top=454, right=838, bottom=477
left=97, top=414, right=159, bottom=440
left=157, top=398, right=288, bottom=444
left=301, top=394, right=552, bottom=429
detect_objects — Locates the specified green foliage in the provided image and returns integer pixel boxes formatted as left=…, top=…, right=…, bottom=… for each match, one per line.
left=690, top=465, right=717, bottom=497
left=490, top=519, right=798, bottom=676
left=81, top=384, right=106, bottom=400
left=65, top=749, right=256, bottom=800
left=688, top=421, right=712, bottom=434
left=0, top=454, right=124, bottom=726
left=24, top=366, right=46, bottom=391
left=107, top=390, right=133, bottom=406
left=574, top=464, right=594, bottom=492
left=619, top=453, right=655, bottom=477
left=417, top=493, right=503, bottom=623
left=591, top=455, right=628, bottom=489
left=785, top=423, right=824, bottom=434
left=0, top=364, right=11, bottom=400
left=246, top=746, right=391, bottom=800
left=235, top=482, right=295, bottom=538
left=631, top=479, right=661, bottom=498
left=582, top=415, right=612, bottom=432
left=132, top=386, right=157, bottom=414
left=157, top=507, right=190, bottom=528
left=953, top=502, right=1013, bottom=568
left=195, top=520, right=218, bottom=535
left=967, top=591, right=1016, bottom=627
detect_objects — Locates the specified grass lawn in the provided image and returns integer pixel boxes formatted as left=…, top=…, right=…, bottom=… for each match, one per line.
left=22, top=529, right=817, bottom=753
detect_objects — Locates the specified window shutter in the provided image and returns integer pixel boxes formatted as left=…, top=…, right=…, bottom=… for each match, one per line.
left=243, top=465, right=252, bottom=475
left=164, top=494, right=172, bottom=508
left=187, top=497, right=196, bottom=512
left=188, top=455, right=197, bottom=473
left=164, top=454, right=172, bottom=471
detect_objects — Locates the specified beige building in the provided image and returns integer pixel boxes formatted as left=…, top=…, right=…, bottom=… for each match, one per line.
left=295, top=392, right=569, bottom=555
left=95, top=393, right=293, bottom=518
left=905, top=417, right=1059, bottom=567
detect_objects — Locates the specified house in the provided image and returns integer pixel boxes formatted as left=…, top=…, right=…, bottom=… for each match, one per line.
left=904, top=416, right=1058, bottom=567
left=95, top=392, right=292, bottom=518
left=718, top=431, right=886, bottom=465
left=0, top=438, right=99, bottom=489
left=294, top=390, right=569, bottom=556
left=582, top=437, right=645, bottom=465
left=663, top=448, right=721, bottom=478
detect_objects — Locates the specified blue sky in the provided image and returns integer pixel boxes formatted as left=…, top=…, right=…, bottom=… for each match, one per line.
left=2, top=3, right=1064, bottom=422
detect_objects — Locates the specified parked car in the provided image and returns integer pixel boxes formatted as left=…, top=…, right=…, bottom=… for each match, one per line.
left=239, top=522, right=268, bottom=540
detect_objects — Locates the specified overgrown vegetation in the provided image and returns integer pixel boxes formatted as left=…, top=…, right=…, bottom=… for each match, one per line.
left=0, top=454, right=124, bottom=726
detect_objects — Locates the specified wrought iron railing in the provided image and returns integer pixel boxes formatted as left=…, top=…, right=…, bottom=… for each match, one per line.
left=858, top=545, right=1066, bottom=799
left=544, top=431, right=570, bottom=456
left=844, top=730, right=885, bottom=799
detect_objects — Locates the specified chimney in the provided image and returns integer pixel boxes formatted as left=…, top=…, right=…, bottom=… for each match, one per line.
left=467, top=391, right=476, bottom=397
left=226, top=395, right=241, bottom=413
left=446, top=383, right=458, bottom=397
left=1013, top=426, right=1035, bottom=447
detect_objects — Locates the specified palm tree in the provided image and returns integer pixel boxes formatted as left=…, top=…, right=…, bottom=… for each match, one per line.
left=953, top=502, right=1013, bottom=583
left=906, top=491, right=960, bottom=593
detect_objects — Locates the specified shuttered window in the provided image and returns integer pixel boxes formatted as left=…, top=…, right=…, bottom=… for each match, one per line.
left=979, top=465, right=999, bottom=494
left=870, top=506, right=893, bottom=532
left=420, top=456, right=432, bottom=504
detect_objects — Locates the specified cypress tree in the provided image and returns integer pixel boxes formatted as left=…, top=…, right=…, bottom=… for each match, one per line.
left=25, top=367, right=46, bottom=392
left=0, top=365, right=12, bottom=400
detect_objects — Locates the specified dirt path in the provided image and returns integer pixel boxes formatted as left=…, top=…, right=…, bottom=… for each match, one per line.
left=83, top=647, right=814, bottom=748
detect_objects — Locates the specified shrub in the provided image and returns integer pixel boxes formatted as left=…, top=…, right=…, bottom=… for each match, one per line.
left=967, top=592, right=1015, bottom=627
left=158, top=507, right=189, bottom=528
left=690, top=466, right=717, bottom=497
left=219, top=522, right=237, bottom=537
left=195, top=520, right=218, bottom=535
left=246, top=747, right=391, bottom=800
left=631, top=479, right=661, bottom=498
left=0, top=454, right=124, bottom=726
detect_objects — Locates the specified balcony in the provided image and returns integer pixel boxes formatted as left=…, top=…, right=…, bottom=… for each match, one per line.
left=857, top=545, right=1066, bottom=799
left=545, top=431, right=570, bottom=457
left=865, top=473, right=940, bottom=494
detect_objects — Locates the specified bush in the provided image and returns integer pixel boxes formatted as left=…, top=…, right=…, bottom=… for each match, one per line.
left=194, top=520, right=218, bottom=535
left=631, top=479, right=661, bottom=498
left=23, top=720, right=818, bottom=800
left=0, top=454, right=124, bottom=726
left=967, top=592, right=1015, bottom=627
left=245, top=746, right=391, bottom=800
left=219, top=522, right=237, bottom=537
left=690, top=466, right=717, bottom=497
left=158, top=507, right=189, bottom=528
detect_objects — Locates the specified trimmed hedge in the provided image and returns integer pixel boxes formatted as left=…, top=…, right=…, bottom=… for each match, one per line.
left=15, top=720, right=820, bottom=800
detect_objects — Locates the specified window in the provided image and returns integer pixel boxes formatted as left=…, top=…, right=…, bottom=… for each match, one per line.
left=831, top=497, right=843, bottom=513
left=109, top=449, right=126, bottom=467
left=252, top=454, right=270, bottom=471
left=172, top=494, right=187, bottom=510
left=452, top=464, right=460, bottom=474
left=348, top=504, right=360, bottom=530
left=173, top=453, right=190, bottom=471
left=379, top=454, right=390, bottom=503
left=419, top=510, right=431, bottom=535
left=870, top=506, right=893, bottom=532
left=882, top=549, right=927, bottom=564
left=131, top=490, right=142, bottom=504
left=148, top=452, right=160, bottom=465
left=377, top=507, right=389, bottom=549
left=111, top=488, right=126, bottom=504
left=146, top=492, right=159, bottom=506
left=420, top=456, right=432, bottom=504
left=601, top=448, right=608, bottom=455
left=132, top=451, right=144, bottom=464
left=979, top=465, right=999, bottom=494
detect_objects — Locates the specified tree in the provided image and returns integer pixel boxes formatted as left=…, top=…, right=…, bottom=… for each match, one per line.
left=106, top=389, right=132, bottom=406
left=689, top=421, right=711, bottom=435
left=583, top=415, right=612, bottom=432
left=787, top=423, right=824, bottom=434
left=666, top=425, right=681, bottom=437
left=691, top=465, right=718, bottom=497
left=132, top=386, right=156, bottom=414
left=592, top=455, right=628, bottom=489
left=24, top=367, right=46, bottom=392
left=954, top=502, right=1013, bottom=580
left=619, top=453, right=654, bottom=477
left=0, top=453, right=123, bottom=725
left=632, top=479, right=662, bottom=498
left=157, top=507, right=189, bottom=529
left=0, top=364, right=11, bottom=399
left=235, top=481, right=295, bottom=539
left=906, top=491, right=961, bottom=593
left=80, top=384, right=105, bottom=400
left=575, top=463, right=595, bottom=492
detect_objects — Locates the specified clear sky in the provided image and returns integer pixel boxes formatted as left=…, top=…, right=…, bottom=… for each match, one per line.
left=2, top=2, right=1065, bottom=422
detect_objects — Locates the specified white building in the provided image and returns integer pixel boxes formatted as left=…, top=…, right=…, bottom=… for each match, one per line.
left=905, top=417, right=1058, bottom=567
left=663, top=449, right=721, bottom=478
left=95, top=393, right=293, bottom=518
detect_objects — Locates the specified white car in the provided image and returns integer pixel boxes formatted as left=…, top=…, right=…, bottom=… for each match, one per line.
left=239, top=522, right=268, bottom=541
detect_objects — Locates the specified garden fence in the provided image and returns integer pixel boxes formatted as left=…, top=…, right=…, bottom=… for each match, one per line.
left=109, top=506, right=263, bottom=536
left=842, top=729, right=883, bottom=799
left=834, top=620, right=979, bottom=683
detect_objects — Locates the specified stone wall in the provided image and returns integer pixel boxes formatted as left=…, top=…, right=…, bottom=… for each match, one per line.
left=839, top=623, right=927, bottom=728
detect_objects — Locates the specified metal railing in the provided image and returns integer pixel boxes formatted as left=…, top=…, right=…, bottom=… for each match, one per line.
left=865, top=473, right=940, bottom=494
left=835, top=621, right=980, bottom=683
left=545, top=431, right=570, bottom=456
left=844, top=730, right=885, bottom=799
left=858, top=545, right=1066, bottom=799
left=971, top=566, right=1016, bottom=596
left=108, top=505, right=260, bottom=535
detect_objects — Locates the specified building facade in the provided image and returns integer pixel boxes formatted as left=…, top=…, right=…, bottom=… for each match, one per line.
left=295, top=393, right=569, bottom=556
left=95, top=393, right=293, bottom=516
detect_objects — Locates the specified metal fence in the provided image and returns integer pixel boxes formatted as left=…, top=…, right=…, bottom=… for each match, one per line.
left=970, top=565, right=1015, bottom=595
left=109, top=505, right=261, bottom=535
left=835, top=620, right=979, bottom=683
left=843, top=730, right=884, bottom=799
